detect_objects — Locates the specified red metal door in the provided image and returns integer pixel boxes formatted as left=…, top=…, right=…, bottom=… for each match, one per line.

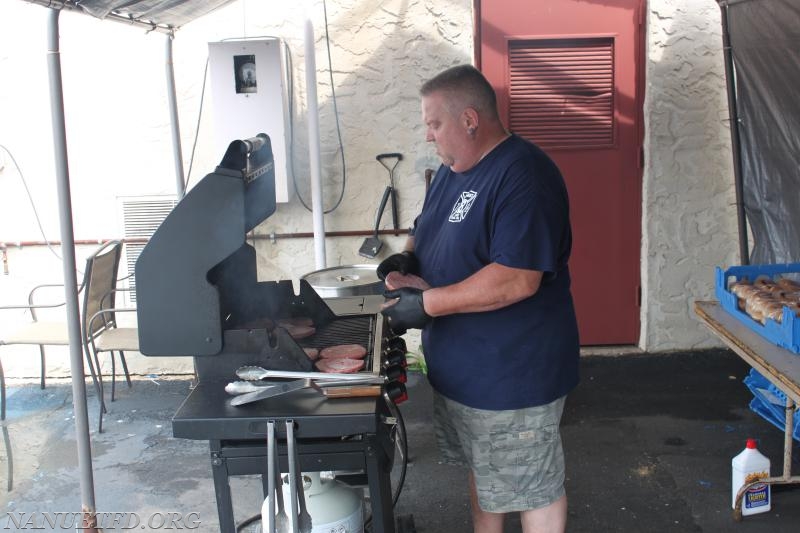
left=479, top=0, right=644, bottom=345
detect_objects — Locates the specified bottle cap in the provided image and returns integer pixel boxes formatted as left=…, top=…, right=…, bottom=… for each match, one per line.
left=746, top=438, right=757, bottom=449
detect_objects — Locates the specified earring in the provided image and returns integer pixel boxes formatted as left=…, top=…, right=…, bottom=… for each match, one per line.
left=467, top=127, right=476, bottom=136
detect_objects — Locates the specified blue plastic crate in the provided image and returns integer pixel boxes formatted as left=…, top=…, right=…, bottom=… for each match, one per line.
left=743, top=369, right=800, bottom=442
left=715, top=263, right=800, bottom=354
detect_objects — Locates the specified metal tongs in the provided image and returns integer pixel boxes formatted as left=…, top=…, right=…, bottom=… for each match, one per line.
left=230, top=379, right=322, bottom=407
left=237, top=366, right=384, bottom=384
left=265, top=421, right=277, bottom=532
left=286, top=420, right=312, bottom=533
left=231, top=367, right=385, bottom=407
left=265, top=421, right=290, bottom=533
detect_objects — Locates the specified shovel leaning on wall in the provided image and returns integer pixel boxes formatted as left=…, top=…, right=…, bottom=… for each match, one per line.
left=358, top=153, right=403, bottom=258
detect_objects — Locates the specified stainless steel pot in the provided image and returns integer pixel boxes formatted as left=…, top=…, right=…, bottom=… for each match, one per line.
left=301, top=264, right=384, bottom=298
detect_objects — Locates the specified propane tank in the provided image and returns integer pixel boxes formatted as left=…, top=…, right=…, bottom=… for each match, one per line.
left=264, top=471, right=364, bottom=533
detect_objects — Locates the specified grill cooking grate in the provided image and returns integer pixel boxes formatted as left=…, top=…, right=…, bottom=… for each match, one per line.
left=298, top=316, right=375, bottom=356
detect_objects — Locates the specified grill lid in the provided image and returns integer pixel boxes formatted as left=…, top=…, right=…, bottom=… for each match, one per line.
left=136, top=134, right=281, bottom=356
left=302, top=265, right=384, bottom=298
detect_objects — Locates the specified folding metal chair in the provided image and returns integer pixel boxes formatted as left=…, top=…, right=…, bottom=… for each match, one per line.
left=0, top=240, right=131, bottom=442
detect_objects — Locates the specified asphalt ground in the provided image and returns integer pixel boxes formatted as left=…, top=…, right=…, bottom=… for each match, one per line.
left=1, top=348, right=799, bottom=532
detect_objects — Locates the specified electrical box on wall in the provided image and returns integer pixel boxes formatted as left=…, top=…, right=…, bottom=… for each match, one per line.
left=208, top=39, right=292, bottom=202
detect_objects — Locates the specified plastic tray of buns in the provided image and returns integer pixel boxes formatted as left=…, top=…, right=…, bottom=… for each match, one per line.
left=715, top=263, right=800, bottom=354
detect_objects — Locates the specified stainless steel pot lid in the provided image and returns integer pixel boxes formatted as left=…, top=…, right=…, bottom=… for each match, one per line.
left=302, top=264, right=383, bottom=293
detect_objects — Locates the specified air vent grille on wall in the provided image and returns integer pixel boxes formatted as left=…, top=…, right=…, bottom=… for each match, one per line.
left=508, top=37, right=615, bottom=149
left=121, top=197, right=177, bottom=304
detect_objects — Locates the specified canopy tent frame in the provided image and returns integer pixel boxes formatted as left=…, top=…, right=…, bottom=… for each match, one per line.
left=41, top=7, right=191, bottom=527
left=15, top=0, right=329, bottom=527
left=718, top=0, right=749, bottom=265
left=45, top=8, right=98, bottom=524
left=24, top=0, right=229, bottom=34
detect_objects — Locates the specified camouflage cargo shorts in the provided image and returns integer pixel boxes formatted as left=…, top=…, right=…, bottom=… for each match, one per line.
left=432, top=391, right=567, bottom=513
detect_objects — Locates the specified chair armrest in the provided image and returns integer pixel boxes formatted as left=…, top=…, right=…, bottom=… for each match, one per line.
left=0, top=300, right=68, bottom=325
left=87, top=307, right=137, bottom=337
left=100, top=288, right=134, bottom=311
left=0, top=302, right=67, bottom=311
left=97, top=307, right=136, bottom=314
left=2, top=281, right=69, bottom=321
left=28, top=283, right=68, bottom=306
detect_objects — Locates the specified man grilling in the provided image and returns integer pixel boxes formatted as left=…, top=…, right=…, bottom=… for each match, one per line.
left=379, top=64, right=580, bottom=533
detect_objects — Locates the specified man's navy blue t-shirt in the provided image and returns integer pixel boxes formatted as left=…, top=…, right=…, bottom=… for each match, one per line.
left=413, top=134, right=579, bottom=410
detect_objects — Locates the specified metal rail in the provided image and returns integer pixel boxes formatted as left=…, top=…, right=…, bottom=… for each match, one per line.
left=1, top=229, right=410, bottom=249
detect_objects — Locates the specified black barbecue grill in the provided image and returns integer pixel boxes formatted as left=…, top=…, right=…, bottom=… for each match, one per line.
left=135, top=134, right=409, bottom=532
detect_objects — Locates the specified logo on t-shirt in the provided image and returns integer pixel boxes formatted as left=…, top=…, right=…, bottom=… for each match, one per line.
left=449, top=191, right=478, bottom=222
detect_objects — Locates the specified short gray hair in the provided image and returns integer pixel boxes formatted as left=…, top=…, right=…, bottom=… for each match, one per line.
left=420, top=64, right=499, bottom=120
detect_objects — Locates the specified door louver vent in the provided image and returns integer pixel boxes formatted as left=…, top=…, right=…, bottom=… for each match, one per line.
left=121, top=197, right=177, bottom=304
left=508, top=37, right=615, bottom=149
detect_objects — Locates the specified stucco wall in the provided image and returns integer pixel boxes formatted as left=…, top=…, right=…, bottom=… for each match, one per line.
left=0, top=0, right=472, bottom=377
left=0, top=0, right=744, bottom=379
left=641, top=0, right=738, bottom=351
left=177, top=0, right=474, bottom=277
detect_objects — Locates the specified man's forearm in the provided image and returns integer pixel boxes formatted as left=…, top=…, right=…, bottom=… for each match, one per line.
left=422, top=263, right=543, bottom=317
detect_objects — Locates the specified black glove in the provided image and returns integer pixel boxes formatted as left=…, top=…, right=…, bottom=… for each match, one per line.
left=376, top=251, right=420, bottom=281
left=381, top=287, right=431, bottom=334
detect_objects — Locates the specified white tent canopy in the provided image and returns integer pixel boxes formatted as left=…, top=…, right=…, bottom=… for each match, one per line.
left=25, top=0, right=237, bottom=32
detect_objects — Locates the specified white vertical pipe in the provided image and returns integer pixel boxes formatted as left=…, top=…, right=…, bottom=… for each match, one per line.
left=304, top=4, right=327, bottom=269
left=165, top=34, right=186, bottom=199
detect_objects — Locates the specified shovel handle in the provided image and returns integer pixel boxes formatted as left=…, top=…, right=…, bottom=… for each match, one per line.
left=377, top=154, right=402, bottom=233
left=390, top=188, right=399, bottom=233
left=373, top=186, right=393, bottom=235
left=376, top=152, right=403, bottom=162
left=376, top=153, right=403, bottom=174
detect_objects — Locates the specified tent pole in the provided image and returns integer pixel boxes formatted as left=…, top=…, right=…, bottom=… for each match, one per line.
left=304, top=4, right=327, bottom=270
left=719, top=1, right=749, bottom=265
left=165, top=34, right=186, bottom=199
left=46, top=8, right=99, bottom=530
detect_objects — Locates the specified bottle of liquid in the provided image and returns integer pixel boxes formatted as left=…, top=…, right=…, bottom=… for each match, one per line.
left=731, top=438, right=771, bottom=515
